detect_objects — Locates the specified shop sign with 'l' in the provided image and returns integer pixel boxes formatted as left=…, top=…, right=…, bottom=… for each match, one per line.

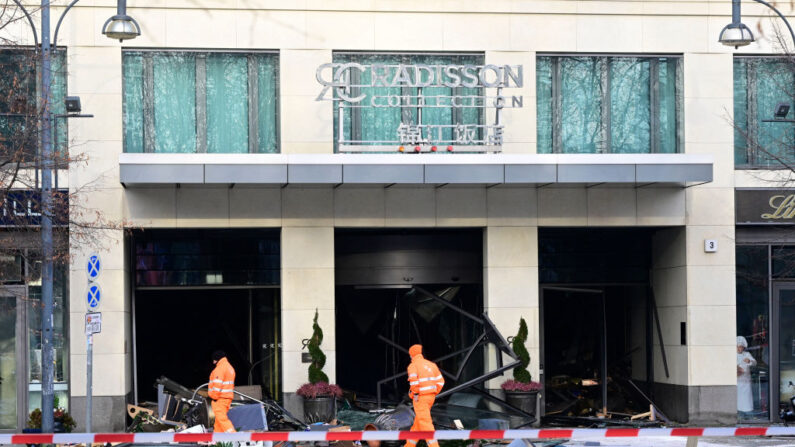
left=85, top=312, right=101, bottom=336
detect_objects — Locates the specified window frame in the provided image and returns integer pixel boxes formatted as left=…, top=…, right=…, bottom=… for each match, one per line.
left=121, top=48, right=281, bottom=154
left=537, top=52, right=684, bottom=154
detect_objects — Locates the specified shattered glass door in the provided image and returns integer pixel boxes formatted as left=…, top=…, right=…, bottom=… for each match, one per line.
left=336, top=284, right=484, bottom=402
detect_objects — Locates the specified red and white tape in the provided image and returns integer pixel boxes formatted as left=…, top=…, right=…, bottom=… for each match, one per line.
left=2, top=428, right=795, bottom=444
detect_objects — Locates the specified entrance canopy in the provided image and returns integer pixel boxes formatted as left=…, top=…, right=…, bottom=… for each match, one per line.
left=119, top=153, right=712, bottom=187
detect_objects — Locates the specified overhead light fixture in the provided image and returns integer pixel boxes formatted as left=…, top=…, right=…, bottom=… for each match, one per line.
left=102, top=0, right=141, bottom=42
left=718, top=22, right=755, bottom=48
left=718, top=0, right=755, bottom=48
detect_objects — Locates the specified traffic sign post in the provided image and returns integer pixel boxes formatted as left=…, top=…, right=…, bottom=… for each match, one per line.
left=85, top=255, right=102, bottom=432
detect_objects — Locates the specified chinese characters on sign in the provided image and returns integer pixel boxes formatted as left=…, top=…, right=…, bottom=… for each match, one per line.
left=316, top=62, right=524, bottom=152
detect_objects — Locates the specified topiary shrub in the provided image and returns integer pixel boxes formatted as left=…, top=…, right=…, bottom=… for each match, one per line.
left=307, top=309, right=329, bottom=384
left=512, top=317, right=532, bottom=383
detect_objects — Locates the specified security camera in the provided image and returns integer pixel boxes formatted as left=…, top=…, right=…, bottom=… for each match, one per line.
left=65, top=96, right=81, bottom=114
left=774, top=102, right=790, bottom=119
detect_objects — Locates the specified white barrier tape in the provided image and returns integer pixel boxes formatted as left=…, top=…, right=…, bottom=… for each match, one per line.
left=2, top=427, right=794, bottom=444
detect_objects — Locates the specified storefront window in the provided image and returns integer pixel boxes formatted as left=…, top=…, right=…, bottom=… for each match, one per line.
left=26, top=262, right=69, bottom=413
left=736, top=245, right=769, bottom=420
left=734, top=57, right=795, bottom=167
left=778, top=288, right=795, bottom=417
left=0, top=254, right=23, bottom=283
left=123, top=51, right=279, bottom=154
left=536, top=55, right=682, bottom=154
left=0, top=248, right=69, bottom=430
left=0, top=291, right=18, bottom=429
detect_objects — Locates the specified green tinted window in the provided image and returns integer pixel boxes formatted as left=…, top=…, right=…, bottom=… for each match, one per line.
left=537, top=55, right=682, bottom=154
left=734, top=58, right=795, bottom=167
left=122, top=51, right=279, bottom=153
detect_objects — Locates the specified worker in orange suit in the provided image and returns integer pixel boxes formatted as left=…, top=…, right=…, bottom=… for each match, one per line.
left=208, top=350, right=236, bottom=433
left=405, top=344, right=444, bottom=447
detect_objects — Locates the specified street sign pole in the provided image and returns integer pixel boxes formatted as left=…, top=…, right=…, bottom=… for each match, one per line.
left=83, top=312, right=100, bottom=432
left=86, top=333, right=92, bottom=432
left=85, top=254, right=101, bottom=432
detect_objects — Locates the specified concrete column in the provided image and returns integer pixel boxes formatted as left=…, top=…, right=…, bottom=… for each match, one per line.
left=67, top=44, right=129, bottom=432
left=681, top=52, right=737, bottom=424
left=484, top=51, right=535, bottom=155
left=280, top=50, right=333, bottom=154
left=651, top=227, right=691, bottom=421
left=484, top=188, right=540, bottom=388
left=280, top=187, right=335, bottom=416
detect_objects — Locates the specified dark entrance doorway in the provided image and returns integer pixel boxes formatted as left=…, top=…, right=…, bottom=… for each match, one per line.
left=334, top=229, right=484, bottom=403
left=130, top=229, right=281, bottom=403
left=542, top=287, right=606, bottom=414
left=539, top=228, right=656, bottom=419
left=134, top=288, right=280, bottom=403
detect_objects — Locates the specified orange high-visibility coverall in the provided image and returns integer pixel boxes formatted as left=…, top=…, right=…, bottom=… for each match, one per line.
left=208, top=357, right=236, bottom=433
left=405, top=345, right=444, bottom=447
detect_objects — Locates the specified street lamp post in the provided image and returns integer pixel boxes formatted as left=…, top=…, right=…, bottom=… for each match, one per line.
left=9, top=0, right=139, bottom=433
left=719, top=0, right=795, bottom=48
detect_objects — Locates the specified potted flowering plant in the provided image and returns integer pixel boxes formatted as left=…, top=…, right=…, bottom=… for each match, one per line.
left=26, top=405, right=76, bottom=433
left=501, top=317, right=542, bottom=416
left=298, top=310, right=343, bottom=423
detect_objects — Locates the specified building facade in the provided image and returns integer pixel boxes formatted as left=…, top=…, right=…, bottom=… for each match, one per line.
left=2, top=0, right=794, bottom=432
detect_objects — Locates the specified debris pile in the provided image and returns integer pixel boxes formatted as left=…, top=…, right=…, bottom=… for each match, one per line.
left=127, top=376, right=306, bottom=434
left=542, top=376, right=667, bottom=428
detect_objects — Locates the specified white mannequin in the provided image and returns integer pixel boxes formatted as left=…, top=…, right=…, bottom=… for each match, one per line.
left=737, top=336, right=757, bottom=414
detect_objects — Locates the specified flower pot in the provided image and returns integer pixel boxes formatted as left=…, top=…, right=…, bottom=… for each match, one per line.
left=303, top=396, right=336, bottom=424
left=504, top=390, right=538, bottom=416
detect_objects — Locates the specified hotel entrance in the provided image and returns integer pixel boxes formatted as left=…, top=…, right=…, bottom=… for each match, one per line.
left=334, top=229, right=484, bottom=403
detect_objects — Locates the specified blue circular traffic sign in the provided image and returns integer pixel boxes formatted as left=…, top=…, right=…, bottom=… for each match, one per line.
left=87, top=254, right=101, bottom=281
left=87, top=283, right=102, bottom=310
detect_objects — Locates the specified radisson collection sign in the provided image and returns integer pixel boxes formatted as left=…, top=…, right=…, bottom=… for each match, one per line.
left=316, top=62, right=524, bottom=152
left=736, top=190, right=795, bottom=224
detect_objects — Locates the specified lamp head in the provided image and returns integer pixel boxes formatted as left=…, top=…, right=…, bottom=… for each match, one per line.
left=101, top=14, right=141, bottom=42
left=718, top=22, right=755, bottom=48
